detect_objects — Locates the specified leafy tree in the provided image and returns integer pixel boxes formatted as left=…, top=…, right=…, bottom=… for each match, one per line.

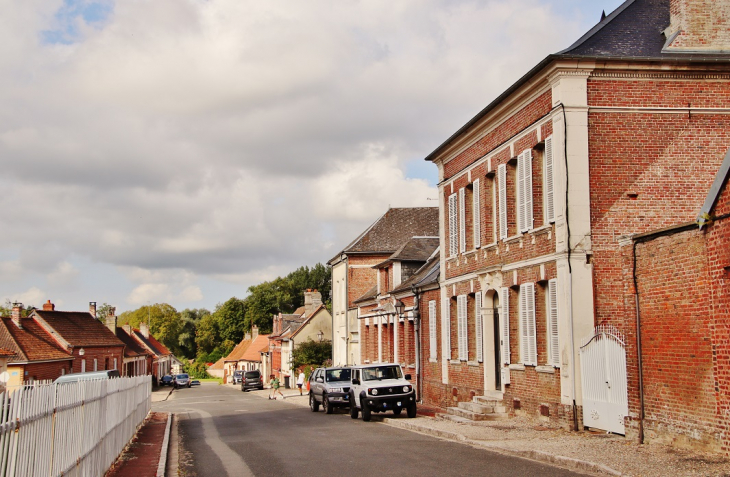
left=118, top=303, right=181, bottom=355
left=178, top=308, right=210, bottom=358
left=95, top=303, right=115, bottom=321
left=291, top=339, right=332, bottom=370
left=0, top=300, right=34, bottom=317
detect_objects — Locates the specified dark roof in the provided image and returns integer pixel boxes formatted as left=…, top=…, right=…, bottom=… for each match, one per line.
left=0, top=318, right=72, bottom=363
left=392, top=251, right=441, bottom=294
left=132, top=330, right=172, bottom=357
left=353, top=285, right=378, bottom=304
left=116, top=328, right=151, bottom=358
left=33, top=310, right=125, bottom=348
left=425, top=0, right=730, bottom=163
left=380, top=237, right=439, bottom=266
left=330, top=207, right=439, bottom=261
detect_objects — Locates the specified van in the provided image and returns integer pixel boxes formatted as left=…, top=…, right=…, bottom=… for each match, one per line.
left=53, top=369, right=121, bottom=384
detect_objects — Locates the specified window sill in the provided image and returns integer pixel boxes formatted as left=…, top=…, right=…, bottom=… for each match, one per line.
left=536, top=365, right=556, bottom=374
left=449, top=359, right=461, bottom=365
left=481, top=242, right=498, bottom=250
left=429, top=358, right=438, bottom=363
left=530, top=225, right=552, bottom=236
left=508, top=363, right=526, bottom=371
left=504, top=234, right=522, bottom=244
left=467, top=361, right=481, bottom=367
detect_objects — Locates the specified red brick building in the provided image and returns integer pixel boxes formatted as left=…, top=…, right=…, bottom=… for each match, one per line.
left=422, top=0, right=730, bottom=452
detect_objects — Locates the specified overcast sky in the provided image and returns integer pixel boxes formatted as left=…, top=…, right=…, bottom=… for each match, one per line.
left=0, top=0, right=624, bottom=313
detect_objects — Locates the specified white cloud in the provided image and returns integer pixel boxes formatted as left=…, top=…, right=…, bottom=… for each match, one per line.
left=0, top=0, right=616, bottom=311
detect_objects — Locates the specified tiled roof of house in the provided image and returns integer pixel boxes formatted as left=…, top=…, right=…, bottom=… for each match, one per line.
left=116, top=328, right=150, bottom=358
left=293, top=306, right=306, bottom=316
left=132, top=330, right=172, bottom=357
left=223, top=339, right=252, bottom=362
left=0, top=348, right=13, bottom=357
left=392, top=251, right=441, bottom=294
left=33, top=310, right=125, bottom=348
left=353, top=285, right=378, bottom=304
left=425, top=0, right=730, bottom=163
left=376, top=237, right=440, bottom=268
left=330, top=207, right=439, bottom=261
left=240, top=335, right=270, bottom=362
left=208, top=356, right=225, bottom=370
left=290, top=305, right=330, bottom=340
left=0, top=318, right=72, bottom=363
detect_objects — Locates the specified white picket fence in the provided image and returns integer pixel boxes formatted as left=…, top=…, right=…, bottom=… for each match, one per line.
left=0, top=375, right=151, bottom=477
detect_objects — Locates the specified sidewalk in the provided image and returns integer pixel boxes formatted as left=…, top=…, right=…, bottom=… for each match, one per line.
left=252, top=385, right=730, bottom=477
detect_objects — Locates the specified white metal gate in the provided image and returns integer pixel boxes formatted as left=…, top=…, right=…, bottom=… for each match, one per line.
left=579, top=324, right=628, bottom=435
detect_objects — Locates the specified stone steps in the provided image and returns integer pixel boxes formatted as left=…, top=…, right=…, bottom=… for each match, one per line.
left=441, top=392, right=509, bottom=423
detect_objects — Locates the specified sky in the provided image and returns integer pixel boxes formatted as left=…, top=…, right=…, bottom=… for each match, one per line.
left=0, top=0, right=625, bottom=313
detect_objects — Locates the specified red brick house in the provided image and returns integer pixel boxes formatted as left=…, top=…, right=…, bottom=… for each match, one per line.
left=422, top=0, right=730, bottom=452
left=329, top=207, right=439, bottom=366
left=127, top=323, right=174, bottom=380
left=30, top=301, right=125, bottom=375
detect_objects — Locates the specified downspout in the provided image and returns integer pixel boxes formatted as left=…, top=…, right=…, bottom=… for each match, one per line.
left=411, top=284, right=422, bottom=403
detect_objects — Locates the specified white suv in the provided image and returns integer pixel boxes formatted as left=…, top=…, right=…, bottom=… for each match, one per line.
left=348, top=363, right=417, bottom=421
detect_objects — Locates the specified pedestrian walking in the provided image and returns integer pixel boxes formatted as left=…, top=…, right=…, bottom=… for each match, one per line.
left=297, top=370, right=305, bottom=395
left=269, top=374, right=284, bottom=400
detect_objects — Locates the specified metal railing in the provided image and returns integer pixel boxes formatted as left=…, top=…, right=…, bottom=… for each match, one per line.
left=0, top=375, right=151, bottom=477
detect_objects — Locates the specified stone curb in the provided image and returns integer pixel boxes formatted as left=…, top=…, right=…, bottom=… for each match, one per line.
left=156, top=412, right=172, bottom=477
left=382, top=418, right=622, bottom=476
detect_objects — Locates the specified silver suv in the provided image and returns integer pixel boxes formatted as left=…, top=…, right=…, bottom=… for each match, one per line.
left=309, top=367, right=351, bottom=414
left=348, top=363, right=416, bottom=421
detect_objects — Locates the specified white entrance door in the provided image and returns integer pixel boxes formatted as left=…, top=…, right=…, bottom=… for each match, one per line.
left=579, top=325, right=628, bottom=435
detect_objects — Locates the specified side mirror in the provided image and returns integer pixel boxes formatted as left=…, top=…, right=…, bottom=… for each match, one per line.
left=404, top=374, right=411, bottom=380
left=316, top=377, right=324, bottom=383
left=352, top=378, right=360, bottom=385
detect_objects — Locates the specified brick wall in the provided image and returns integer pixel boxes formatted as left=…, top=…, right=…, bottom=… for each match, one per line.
left=72, top=347, right=125, bottom=374
left=23, top=360, right=73, bottom=383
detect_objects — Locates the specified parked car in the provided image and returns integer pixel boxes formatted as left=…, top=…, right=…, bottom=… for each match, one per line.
left=348, top=363, right=416, bottom=421
left=54, top=369, right=121, bottom=384
left=160, top=375, right=174, bottom=387
left=174, top=373, right=191, bottom=389
left=191, top=380, right=201, bottom=386
left=241, top=369, right=264, bottom=391
left=232, top=370, right=244, bottom=385
left=309, top=367, right=352, bottom=414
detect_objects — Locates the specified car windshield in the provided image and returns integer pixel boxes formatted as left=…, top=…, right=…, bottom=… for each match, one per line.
left=176, top=374, right=188, bottom=379
left=325, top=369, right=351, bottom=382
left=361, top=366, right=402, bottom=381
left=233, top=371, right=243, bottom=376
left=245, top=371, right=259, bottom=378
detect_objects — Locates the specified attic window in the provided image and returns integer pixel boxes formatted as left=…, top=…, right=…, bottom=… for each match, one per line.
left=626, top=192, right=639, bottom=199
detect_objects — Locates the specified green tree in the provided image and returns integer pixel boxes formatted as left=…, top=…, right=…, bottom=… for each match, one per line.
left=291, top=339, right=332, bottom=370
left=118, top=303, right=181, bottom=355
left=178, top=308, right=210, bottom=358
left=95, top=303, right=114, bottom=321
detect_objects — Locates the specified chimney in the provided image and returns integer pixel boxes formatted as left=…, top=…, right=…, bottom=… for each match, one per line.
left=304, top=289, right=323, bottom=316
left=105, top=307, right=117, bottom=334
left=89, top=302, right=97, bottom=319
left=42, top=300, right=55, bottom=311
left=245, top=331, right=251, bottom=341
left=665, top=0, right=730, bottom=52
left=252, top=324, right=259, bottom=340
left=140, top=322, right=149, bottom=339
left=123, top=324, right=132, bottom=335
left=11, top=302, right=23, bottom=329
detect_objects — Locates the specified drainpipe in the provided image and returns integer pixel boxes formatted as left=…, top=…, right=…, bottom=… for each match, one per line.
left=411, top=284, right=422, bottom=403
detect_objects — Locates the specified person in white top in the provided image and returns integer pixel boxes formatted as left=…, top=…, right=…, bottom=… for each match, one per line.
left=297, top=371, right=306, bottom=395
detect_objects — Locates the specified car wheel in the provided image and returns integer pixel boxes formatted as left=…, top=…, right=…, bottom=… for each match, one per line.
left=309, top=393, right=320, bottom=412
left=361, top=401, right=371, bottom=422
left=407, top=402, right=417, bottom=418
left=323, top=394, right=333, bottom=414
left=392, top=407, right=402, bottom=416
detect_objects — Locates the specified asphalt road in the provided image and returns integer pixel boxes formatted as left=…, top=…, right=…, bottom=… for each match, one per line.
left=153, top=383, right=589, bottom=477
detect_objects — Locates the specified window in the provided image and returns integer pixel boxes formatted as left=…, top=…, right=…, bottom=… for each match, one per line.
left=517, top=149, right=534, bottom=233
left=94, top=358, right=98, bottom=372
left=475, top=292, right=483, bottom=363
left=448, top=193, right=458, bottom=256
left=498, top=164, right=507, bottom=240
left=473, top=179, right=481, bottom=248
left=429, top=300, right=437, bottom=360
left=81, top=359, right=86, bottom=373
left=442, top=298, right=451, bottom=358
left=519, top=283, right=537, bottom=365
left=459, top=188, right=466, bottom=253
left=547, top=279, right=559, bottom=366
left=114, top=358, right=118, bottom=370
left=545, top=136, right=555, bottom=223
left=457, top=295, right=468, bottom=361
left=501, top=287, right=510, bottom=365
left=105, top=357, right=109, bottom=370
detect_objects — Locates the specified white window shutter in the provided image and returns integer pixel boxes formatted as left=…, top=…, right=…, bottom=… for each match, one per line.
left=448, top=194, right=458, bottom=257
left=524, top=149, right=534, bottom=231
left=429, top=300, right=437, bottom=360
left=520, top=283, right=537, bottom=365
left=473, top=179, right=481, bottom=248
left=475, top=292, right=483, bottom=363
left=498, top=164, right=507, bottom=240
left=459, top=188, right=466, bottom=253
left=457, top=295, right=468, bottom=361
left=545, top=136, right=555, bottom=223
left=548, top=279, right=559, bottom=366
left=442, top=298, right=451, bottom=358
left=501, top=287, right=510, bottom=365
left=517, top=151, right=526, bottom=232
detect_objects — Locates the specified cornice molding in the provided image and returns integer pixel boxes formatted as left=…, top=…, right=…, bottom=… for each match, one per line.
left=590, top=71, right=730, bottom=80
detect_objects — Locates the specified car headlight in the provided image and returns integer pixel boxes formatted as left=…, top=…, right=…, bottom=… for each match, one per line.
left=370, top=388, right=378, bottom=395
left=329, top=387, right=342, bottom=393
left=403, top=386, right=410, bottom=393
